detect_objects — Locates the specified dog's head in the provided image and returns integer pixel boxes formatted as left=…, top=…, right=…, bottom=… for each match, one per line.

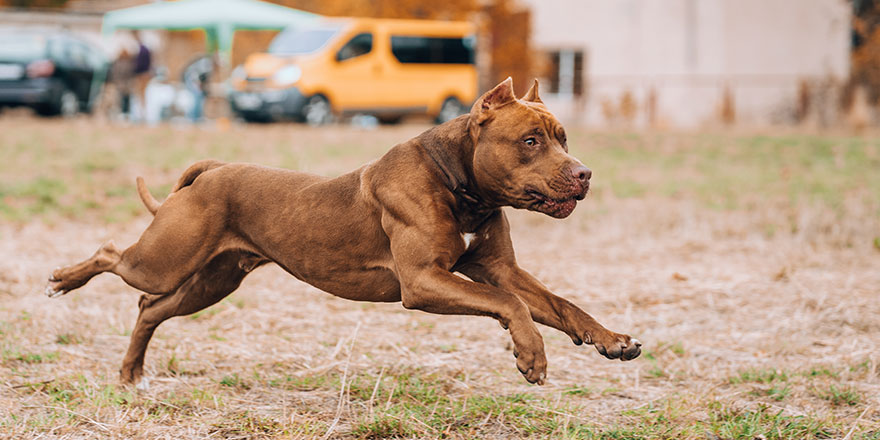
left=467, top=78, right=590, bottom=219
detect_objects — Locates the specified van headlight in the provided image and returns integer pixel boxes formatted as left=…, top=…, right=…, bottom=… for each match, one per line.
left=273, top=65, right=301, bottom=86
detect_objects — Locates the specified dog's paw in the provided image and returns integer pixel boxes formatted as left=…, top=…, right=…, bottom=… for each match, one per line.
left=509, top=322, right=548, bottom=385
left=135, top=377, right=150, bottom=391
left=45, top=267, right=67, bottom=298
left=45, top=267, right=68, bottom=298
left=45, top=284, right=66, bottom=298
left=514, top=346, right=548, bottom=385
left=591, top=332, right=641, bottom=361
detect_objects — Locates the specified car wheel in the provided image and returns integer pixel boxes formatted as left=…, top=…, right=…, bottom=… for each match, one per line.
left=35, top=89, right=78, bottom=117
left=58, top=90, right=79, bottom=118
left=303, top=95, right=332, bottom=126
left=239, top=113, right=272, bottom=123
left=435, top=97, right=466, bottom=124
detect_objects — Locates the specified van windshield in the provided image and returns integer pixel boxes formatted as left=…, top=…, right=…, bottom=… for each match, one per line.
left=269, top=25, right=341, bottom=56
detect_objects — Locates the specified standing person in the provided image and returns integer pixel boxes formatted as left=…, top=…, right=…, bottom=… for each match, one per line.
left=132, top=31, right=152, bottom=121
left=110, top=47, right=135, bottom=120
left=182, top=54, right=215, bottom=122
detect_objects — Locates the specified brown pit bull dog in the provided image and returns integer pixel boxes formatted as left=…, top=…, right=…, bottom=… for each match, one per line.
left=47, top=78, right=640, bottom=387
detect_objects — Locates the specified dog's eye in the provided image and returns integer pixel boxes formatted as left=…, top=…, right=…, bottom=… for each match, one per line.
left=524, top=137, right=537, bottom=147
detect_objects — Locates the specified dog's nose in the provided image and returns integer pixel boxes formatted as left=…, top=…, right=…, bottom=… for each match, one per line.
left=570, top=164, right=591, bottom=184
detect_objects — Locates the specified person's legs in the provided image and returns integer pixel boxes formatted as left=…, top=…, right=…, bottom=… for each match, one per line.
left=131, top=73, right=150, bottom=122
left=120, top=92, right=130, bottom=116
left=189, top=90, right=204, bottom=122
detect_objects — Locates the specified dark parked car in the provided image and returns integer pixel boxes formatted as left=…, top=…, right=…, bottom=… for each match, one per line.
left=0, top=31, right=108, bottom=116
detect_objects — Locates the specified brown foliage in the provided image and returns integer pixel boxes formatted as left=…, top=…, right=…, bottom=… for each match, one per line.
left=720, top=85, right=736, bottom=125
left=481, top=0, right=533, bottom=95
left=618, top=90, right=637, bottom=123
left=274, top=0, right=477, bottom=20
left=850, top=24, right=880, bottom=103
left=849, top=5, right=880, bottom=107
left=0, top=0, right=69, bottom=7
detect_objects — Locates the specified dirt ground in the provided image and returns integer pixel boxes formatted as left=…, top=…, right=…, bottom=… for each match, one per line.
left=0, top=117, right=878, bottom=439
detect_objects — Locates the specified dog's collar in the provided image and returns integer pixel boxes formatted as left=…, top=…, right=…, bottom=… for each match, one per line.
left=452, top=184, right=480, bottom=205
left=422, top=144, right=496, bottom=226
left=422, top=148, right=483, bottom=205
left=417, top=121, right=497, bottom=225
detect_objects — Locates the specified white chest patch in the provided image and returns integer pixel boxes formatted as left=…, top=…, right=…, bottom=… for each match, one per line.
left=461, top=233, right=477, bottom=249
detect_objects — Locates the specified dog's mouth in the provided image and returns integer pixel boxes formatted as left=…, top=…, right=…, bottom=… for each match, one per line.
left=524, top=187, right=585, bottom=219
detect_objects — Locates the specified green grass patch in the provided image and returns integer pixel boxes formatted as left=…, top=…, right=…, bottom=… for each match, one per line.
left=817, top=384, right=861, bottom=407
left=55, top=333, right=81, bottom=345
left=571, top=131, right=880, bottom=214
left=612, top=399, right=838, bottom=439
left=2, top=125, right=878, bottom=222
left=563, top=385, right=592, bottom=396
left=729, top=368, right=789, bottom=384
left=802, top=366, right=839, bottom=379
left=210, top=411, right=288, bottom=437
left=218, top=373, right=247, bottom=389
left=267, top=369, right=584, bottom=437
left=2, top=349, right=58, bottom=364
left=750, top=384, right=791, bottom=401
left=707, top=403, right=836, bottom=440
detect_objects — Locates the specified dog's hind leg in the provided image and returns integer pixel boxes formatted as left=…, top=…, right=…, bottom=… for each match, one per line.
left=119, top=251, right=264, bottom=386
left=46, top=241, right=122, bottom=298
left=48, top=183, right=230, bottom=297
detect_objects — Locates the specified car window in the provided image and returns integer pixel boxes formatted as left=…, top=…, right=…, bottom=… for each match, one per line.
left=336, top=33, right=373, bottom=62
left=390, top=36, right=474, bottom=64
left=68, top=42, right=89, bottom=68
left=84, top=45, right=105, bottom=70
left=0, top=34, right=47, bottom=62
left=46, top=38, right=67, bottom=65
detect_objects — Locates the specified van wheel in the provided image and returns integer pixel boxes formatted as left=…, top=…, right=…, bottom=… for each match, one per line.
left=377, top=115, right=403, bottom=124
left=239, top=112, right=272, bottom=123
left=435, top=97, right=466, bottom=124
left=303, top=95, right=333, bottom=126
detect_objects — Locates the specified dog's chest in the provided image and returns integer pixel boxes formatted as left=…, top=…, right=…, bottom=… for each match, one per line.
left=461, top=232, right=477, bottom=249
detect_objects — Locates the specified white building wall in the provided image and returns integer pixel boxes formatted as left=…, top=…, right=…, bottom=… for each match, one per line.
left=521, top=0, right=851, bottom=127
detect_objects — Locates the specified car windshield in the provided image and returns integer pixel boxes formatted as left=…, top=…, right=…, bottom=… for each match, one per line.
left=0, top=34, right=47, bottom=62
left=269, top=25, right=341, bottom=56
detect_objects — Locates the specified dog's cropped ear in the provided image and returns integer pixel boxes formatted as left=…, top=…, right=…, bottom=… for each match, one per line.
left=522, top=79, right=542, bottom=103
left=470, top=77, right=516, bottom=125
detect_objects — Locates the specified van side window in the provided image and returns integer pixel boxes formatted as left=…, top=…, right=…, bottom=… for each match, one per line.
left=390, top=36, right=474, bottom=64
left=336, top=33, right=373, bottom=61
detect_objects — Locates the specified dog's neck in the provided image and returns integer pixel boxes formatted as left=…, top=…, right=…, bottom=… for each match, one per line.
left=418, top=116, right=498, bottom=227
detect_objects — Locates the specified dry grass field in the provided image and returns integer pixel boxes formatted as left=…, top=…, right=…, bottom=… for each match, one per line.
left=0, top=115, right=878, bottom=439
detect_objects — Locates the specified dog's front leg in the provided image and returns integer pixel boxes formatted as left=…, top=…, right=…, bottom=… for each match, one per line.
left=399, top=266, right=548, bottom=384
left=384, top=219, right=548, bottom=384
left=453, top=213, right=641, bottom=361
left=487, top=266, right=641, bottom=361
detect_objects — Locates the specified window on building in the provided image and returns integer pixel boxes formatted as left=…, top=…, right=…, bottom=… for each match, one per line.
left=545, top=49, right=584, bottom=96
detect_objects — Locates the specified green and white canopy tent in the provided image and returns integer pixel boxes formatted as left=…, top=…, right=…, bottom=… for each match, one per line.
left=102, top=0, right=320, bottom=64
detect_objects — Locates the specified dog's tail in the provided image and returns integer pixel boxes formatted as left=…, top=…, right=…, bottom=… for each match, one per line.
left=172, top=159, right=226, bottom=192
left=136, top=177, right=161, bottom=215
left=136, top=160, right=226, bottom=216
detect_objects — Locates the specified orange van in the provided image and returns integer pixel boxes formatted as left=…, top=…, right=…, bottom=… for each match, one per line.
left=229, top=17, right=477, bottom=124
